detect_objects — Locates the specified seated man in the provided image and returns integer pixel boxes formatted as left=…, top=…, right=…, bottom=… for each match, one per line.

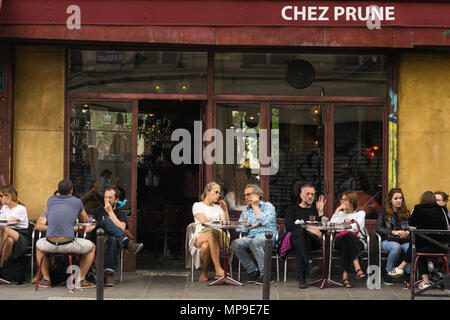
left=86, top=186, right=143, bottom=287
left=285, top=184, right=325, bottom=289
left=35, top=179, right=96, bottom=288
left=230, top=184, right=278, bottom=285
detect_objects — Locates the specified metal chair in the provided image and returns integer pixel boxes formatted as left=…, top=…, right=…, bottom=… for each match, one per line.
left=328, top=228, right=371, bottom=281
left=375, top=231, right=389, bottom=286
left=237, top=225, right=281, bottom=282
left=157, top=205, right=189, bottom=259
left=408, top=253, right=450, bottom=289
left=283, top=231, right=325, bottom=283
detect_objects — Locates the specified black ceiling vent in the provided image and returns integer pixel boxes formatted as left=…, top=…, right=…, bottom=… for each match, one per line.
left=286, top=60, right=315, bottom=89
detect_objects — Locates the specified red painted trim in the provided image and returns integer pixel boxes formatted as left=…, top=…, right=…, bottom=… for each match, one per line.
left=324, top=103, right=334, bottom=217
left=214, top=95, right=386, bottom=104
left=1, top=1, right=449, bottom=28
left=1, top=25, right=449, bottom=48
left=68, top=92, right=207, bottom=101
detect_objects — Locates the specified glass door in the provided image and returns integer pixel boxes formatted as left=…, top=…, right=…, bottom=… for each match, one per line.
left=69, top=101, right=133, bottom=213
left=333, top=105, right=384, bottom=219
left=269, top=104, right=325, bottom=217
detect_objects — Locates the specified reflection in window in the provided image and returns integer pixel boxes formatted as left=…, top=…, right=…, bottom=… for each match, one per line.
left=70, top=102, right=132, bottom=213
left=269, top=105, right=324, bottom=217
left=215, top=52, right=386, bottom=97
left=216, top=104, right=261, bottom=215
left=68, top=50, right=208, bottom=94
left=334, top=106, right=383, bottom=219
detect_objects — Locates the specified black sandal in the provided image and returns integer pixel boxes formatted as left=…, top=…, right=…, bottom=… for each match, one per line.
left=355, top=269, right=366, bottom=280
left=343, top=278, right=352, bottom=288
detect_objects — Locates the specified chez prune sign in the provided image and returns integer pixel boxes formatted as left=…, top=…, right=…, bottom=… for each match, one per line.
left=281, top=5, right=395, bottom=22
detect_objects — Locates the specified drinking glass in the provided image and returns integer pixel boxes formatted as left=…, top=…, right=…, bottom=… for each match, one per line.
left=401, top=220, right=409, bottom=231
left=309, top=215, right=316, bottom=223
left=87, top=215, right=94, bottom=224
left=241, top=213, right=248, bottom=226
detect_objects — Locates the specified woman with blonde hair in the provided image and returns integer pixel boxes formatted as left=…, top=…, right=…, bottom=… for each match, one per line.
left=192, top=182, right=229, bottom=281
left=0, top=185, right=29, bottom=268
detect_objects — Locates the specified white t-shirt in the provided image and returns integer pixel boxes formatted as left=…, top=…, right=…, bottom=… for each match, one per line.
left=330, top=210, right=366, bottom=240
left=192, top=201, right=224, bottom=239
left=0, top=204, right=29, bottom=229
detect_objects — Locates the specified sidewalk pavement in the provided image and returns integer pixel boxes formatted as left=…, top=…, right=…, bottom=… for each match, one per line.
left=1, top=269, right=449, bottom=301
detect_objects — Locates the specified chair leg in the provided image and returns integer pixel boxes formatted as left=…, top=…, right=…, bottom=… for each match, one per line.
left=238, top=262, right=241, bottom=282
left=35, top=252, right=47, bottom=291
left=163, top=232, right=168, bottom=259
left=119, top=249, right=124, bottom=283
left=276, top=257, right=280, bottom=282
left=68, top=254, right=74, bottom=292
left=284, top=259, right=287, bottom=283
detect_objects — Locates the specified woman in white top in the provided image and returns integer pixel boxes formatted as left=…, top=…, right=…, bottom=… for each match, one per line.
left=330, top=191, right=366, bottom=288
left=0, top=185, right=29, bottom=268
left=192, top=182, right=229, bottom=282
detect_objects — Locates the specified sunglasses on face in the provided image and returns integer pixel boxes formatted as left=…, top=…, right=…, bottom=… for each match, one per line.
left=212, top=190, right=221, bottom=196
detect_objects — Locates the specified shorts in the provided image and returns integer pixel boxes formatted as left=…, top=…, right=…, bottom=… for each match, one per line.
left=36, top=237, right=93, bottom=255
left=11, top=228, right=30, bottom=260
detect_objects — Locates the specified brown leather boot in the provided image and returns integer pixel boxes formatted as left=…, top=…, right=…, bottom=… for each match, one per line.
left=125, top=240, right=144, bottom=255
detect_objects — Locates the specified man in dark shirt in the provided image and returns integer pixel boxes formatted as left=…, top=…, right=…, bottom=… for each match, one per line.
left=87, top=186, right=143, bottom=287
left=285, top=183, right=326, bottom=289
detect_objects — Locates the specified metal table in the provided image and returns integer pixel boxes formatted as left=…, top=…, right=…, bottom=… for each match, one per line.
left=298, top=221, right=351, bottom=289
left=202, top=221, right=249, bottom=286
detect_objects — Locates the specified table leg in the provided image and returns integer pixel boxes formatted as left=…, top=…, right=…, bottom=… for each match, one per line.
left=309, top=232, right=343, bottom=289
left=208, top=230, right=243, bottom=286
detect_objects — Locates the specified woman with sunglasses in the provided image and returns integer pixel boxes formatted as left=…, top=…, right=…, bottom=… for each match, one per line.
left=191, top=182, right=229, bottom=282
left=0, top=185, right=29, bottom=269
left=375, top=188, right=411, bottom=286
left=330, top=191, right=367, bottom=288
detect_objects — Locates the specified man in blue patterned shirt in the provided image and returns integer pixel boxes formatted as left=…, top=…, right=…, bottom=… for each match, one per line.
left=231, top=184, right=278, bottom=284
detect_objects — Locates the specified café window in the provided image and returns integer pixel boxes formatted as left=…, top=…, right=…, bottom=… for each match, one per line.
left=214, top=52, right=386, bottom=97
left=215, top=103, right=261, bottom=214
left=69, top=101, right=133, bottom=212
left=68, top=50, right=208, bottom=94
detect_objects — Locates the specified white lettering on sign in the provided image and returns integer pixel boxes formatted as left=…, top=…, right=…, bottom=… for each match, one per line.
left=66, top=5, right=81, bottom=30
left=281, top=5, right=395, bottom=24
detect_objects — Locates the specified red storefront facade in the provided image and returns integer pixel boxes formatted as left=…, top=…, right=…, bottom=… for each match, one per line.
left=1, top=0, right=449, bottom=270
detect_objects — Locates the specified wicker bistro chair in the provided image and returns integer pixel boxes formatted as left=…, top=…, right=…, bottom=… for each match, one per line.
left=236, top=224, right=281, bottom=282
left=328, top=228, right=371, bottom=282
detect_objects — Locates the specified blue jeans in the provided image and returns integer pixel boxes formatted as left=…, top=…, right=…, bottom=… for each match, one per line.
left=230, top=237, right=275, bottom=276
left=95, top=218, right=128, bottom=273
left=381, top=240, right=411, bottom=273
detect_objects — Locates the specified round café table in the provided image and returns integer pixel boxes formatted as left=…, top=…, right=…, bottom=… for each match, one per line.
left=298, top=221, right=351, bottom=289
left=202, top=221, right=249, bottom=286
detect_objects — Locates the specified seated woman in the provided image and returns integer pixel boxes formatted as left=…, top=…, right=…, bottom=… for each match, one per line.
left=330, top=191, right=367, bottom=288
left=435, top=191, right=449, bottom=217
left=388, top=191, right=450, bottom=289
left=192, top=182, right=229, bottom=282
left=0, top=185, right=30, bottom=268
left=375, top=188, right=411, bottom=285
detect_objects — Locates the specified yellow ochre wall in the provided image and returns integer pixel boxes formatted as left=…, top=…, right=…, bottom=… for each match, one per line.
left=398, top=53, right=450, bottom=211
left=14, top=46, right=65, bottom=220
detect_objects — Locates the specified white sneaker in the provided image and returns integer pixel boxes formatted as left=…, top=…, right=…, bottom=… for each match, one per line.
left=387, top=267, right=404, bottom=278
left=418, top=281, right=433, bottom=290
